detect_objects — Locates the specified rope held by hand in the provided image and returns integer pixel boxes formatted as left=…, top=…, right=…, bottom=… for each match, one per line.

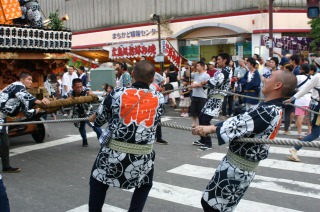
left=0, top=117, right=90, bottom=126
left=37, top=95, right=99, bottom=109
left=159, top=122, right=320, bottom=148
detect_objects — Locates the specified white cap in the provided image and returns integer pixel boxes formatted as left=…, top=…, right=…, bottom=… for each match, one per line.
left=314, top=57, right=320, bottom=66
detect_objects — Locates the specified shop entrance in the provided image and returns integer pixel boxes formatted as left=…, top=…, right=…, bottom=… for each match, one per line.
left=173, top=23, right=250, bottom=61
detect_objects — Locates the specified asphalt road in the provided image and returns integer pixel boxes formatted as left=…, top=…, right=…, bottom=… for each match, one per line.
left=2, top=105, right=320, bottom=212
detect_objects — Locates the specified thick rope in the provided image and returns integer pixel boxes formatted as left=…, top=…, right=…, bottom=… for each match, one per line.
left=36, top=95, right=99, bottom=109
left=160, top=122, right=320, bottom=148
left=220, top=90, right=320, bottom=115
left=0, top=117, right=89, bottom=126
left=161, top=84, right=193, bottom=94
left=162, top=85, right=320, bottom=115
left=2, top=116, right=319, bottom=148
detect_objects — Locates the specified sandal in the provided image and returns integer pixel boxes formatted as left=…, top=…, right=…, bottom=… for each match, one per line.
left=287, top=156, right=301, bottom=162
left=297, top=134, right=303, bottom=140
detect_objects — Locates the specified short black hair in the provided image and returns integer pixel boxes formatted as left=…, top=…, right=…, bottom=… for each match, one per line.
left=218, top=53, right=230, bottom=65
left=290, top=55, right=300, bottom=65
left=50, top=73, right=57, bottom=83
left=270, top=57, right=279, bottom=66
left=72, top=78, right=83, bottom=86
left=121, top=63, right=128, bottom=70
left=301, top=64, right=310, bottom=74
left=78, top=66, right=85, bottom=72
left=169, top=63, right=175, bottom=71
left=103, top=83, right=109, bottom=91
left=133, top=60, right=155, bottom=84
left=310, top=64, right=317, bottom=72
left=247, top=58, right=256, bottom=66
left=197, top=61, right=205, bottom=67
left=19, top=72, right=31, bottom=79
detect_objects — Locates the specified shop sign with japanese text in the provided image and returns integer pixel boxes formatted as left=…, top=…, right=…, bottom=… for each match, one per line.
left=112, top=28, right=158, bottom=40
left=110, top=40, right=183, bottom=69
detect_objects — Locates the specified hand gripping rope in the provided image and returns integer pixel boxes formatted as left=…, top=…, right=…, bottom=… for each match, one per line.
left=162, top=85, right=319, bottom=115
left=1, top=87, right=319, bottom=148
left=159, top=122, right=320, bottom=148
left=1, top=117, right=319, bottom=148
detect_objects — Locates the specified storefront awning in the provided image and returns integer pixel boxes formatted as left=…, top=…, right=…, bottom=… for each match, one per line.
left=71, top=49, right=110, bottom=63
left=109, top=40, right=187, bottom=70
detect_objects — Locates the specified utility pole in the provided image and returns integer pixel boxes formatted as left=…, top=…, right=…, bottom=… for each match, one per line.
left=151, top=14, right=164, bottom=73
left=269, top=0, right=274, bottom=57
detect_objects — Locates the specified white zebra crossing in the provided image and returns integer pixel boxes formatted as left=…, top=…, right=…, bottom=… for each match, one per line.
left=67, top=204, right=126, bottom=212
left=167, top=164, right=320, bottom=199
left=127, top=181, right=302, bottom=212
left=69, top=181, right=302, bottom=212
left=66, top=147, right=318, bottom=212
left=201, top=153, right=320, bottom=175
left=269, top=146, right=320, bottom=158
left=67, top=149, right=315, bottom=212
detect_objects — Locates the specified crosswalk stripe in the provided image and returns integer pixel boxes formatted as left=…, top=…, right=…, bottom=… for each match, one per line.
left=269, top=146, right=320, bottom=158
left=10, top=132, right=97, bottom=157
left=168, top=164, right=320, bottom=199
left=126, top=181, right=302, bottom=212
left=201, top=153, right=320, bottom=175
left=278, top=130, right=303, bottom=136
left=161, top=116, right=173, bottom=122
left=66, top=204, right=126, bottom=212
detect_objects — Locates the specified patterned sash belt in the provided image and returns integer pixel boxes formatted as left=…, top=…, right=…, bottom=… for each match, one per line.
left=107, top=139, right=153, bottom=155
left=208, top=94, right=224, bottom=100
left=226, top=150, right=260, bottom=172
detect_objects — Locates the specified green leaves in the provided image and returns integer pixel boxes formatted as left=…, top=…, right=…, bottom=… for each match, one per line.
left=48, top=10, right=64, bottom=30
left=309, top=17, right=320, bottom=51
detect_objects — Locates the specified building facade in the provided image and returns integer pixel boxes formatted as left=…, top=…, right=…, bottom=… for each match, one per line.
left=39, top=0, right=310, bottom=64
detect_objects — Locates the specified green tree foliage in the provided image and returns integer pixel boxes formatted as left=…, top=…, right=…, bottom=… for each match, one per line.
left=309, top=17, right=320, bottom=51
left=48, top=10, right=64, bottom=30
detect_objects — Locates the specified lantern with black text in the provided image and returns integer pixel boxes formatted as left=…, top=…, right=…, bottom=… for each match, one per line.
left=4, top=27, right=11, bottom=49
left=17, top=28, right=22, bottom=49
left=0, top=27, right=4, bottom=48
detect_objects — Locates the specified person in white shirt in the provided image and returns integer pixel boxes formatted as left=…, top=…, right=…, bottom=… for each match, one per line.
left=293, top=64, right=312, bottom=140
left=284, top=57, right=320, bottom=162
left=62, top=66, right=78, bottom=97
left=61, top=66, right=78, bottom=116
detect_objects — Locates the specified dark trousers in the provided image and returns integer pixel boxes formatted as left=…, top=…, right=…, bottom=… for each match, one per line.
left=284, top=105, right=295, bottom=131
left=236, top=91, right=244, bottom=105
left=79, top=121, right=102, bottom=141
left=199, top=113, right=213, bottom=147
left=0, top=133, right=10, bottom=169
left=156, top=124, right=162, bottom=140
left=89, top=175, right=153, bottom=212
left=201, top=198, right=219, bottom=212
left=0, top=179, right=10, bottom=212
left=222, top=95, right=234, bottom=116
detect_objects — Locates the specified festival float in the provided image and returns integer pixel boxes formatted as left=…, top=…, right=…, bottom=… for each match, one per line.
left=0, top=0, right=72, bottom=142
